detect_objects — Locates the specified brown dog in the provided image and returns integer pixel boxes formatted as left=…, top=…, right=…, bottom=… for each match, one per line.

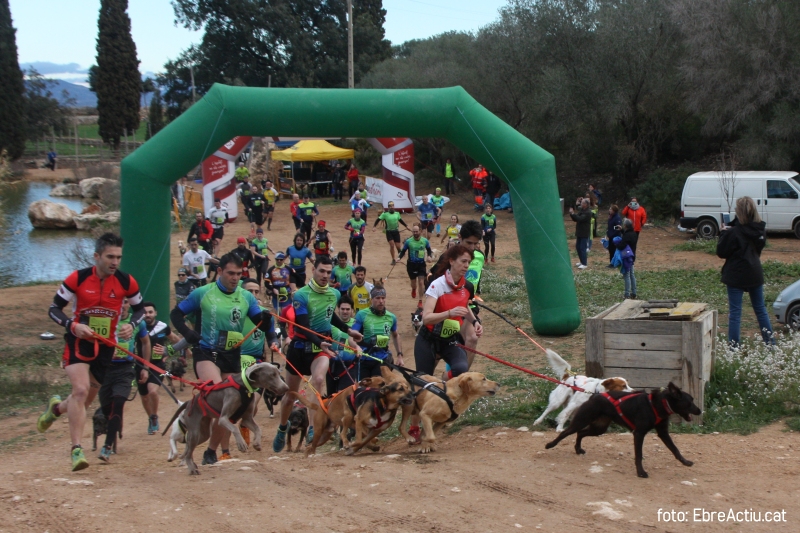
left=289, top=376, right=386, bottom=456
left=163, top=363, right=288, bottom=475
left=339, top=380, right=414, bottom=455
left=397, top=372, right=499, bottom=454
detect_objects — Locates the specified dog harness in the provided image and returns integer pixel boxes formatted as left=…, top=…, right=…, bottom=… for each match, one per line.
left=190, top=368, right=256, bottom=423
left=389, top=363, right=459, bottom=422
left=601, top=392, right=674, bottom=431
left=346, top=387, right=393, bottom=430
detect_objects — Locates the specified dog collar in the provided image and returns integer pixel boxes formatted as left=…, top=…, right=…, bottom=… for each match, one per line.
left=241, top=366, right=255, bottom=397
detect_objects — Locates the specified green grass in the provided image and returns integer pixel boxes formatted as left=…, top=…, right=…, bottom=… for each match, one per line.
left=77, top=123, right=148, bottom=140
left=672, top=237, right=719, bottom=254
left=0, top=344, right=70, bottom=418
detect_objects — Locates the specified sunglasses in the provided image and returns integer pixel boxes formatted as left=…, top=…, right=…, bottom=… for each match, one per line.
left=178, top=273, right=187, bottom=277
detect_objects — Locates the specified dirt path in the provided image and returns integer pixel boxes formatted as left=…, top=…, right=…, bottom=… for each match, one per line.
left=1, top=195, right=798, bottom=532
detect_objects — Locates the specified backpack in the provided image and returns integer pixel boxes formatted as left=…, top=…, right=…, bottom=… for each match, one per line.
left=620, top=245, right=635, bottom=273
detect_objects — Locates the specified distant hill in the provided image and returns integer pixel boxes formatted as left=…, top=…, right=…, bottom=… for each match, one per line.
left=49, top=80, right=97, bottom=108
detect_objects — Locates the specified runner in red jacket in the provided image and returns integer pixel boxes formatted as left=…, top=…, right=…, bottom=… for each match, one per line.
left=39, top=233, right=145, bottom=471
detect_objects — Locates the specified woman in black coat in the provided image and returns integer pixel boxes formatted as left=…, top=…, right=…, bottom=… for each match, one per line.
left=605, top=204, right=622, bottom=266
left=716, top=196, right=774, bottom=346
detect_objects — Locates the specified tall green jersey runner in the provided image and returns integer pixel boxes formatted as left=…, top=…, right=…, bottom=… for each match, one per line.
left=378, top=211, right=403, bottom=231
left=176, top=280, right=262, bottom=353
left=292, top=282, right=341, bottom=351
left=251, top=237, right=269, bottom=256
left=352, top=308, right=397, bottom=359
left=346, top=218, right=366, bottom=239
left=401, top=236, right=431, bottom=263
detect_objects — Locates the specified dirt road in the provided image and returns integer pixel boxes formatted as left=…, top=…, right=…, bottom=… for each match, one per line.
left=1, top=194, right=797, bottom=532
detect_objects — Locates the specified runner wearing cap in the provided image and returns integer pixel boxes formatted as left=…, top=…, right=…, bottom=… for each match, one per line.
left=344, top=208, right=366, bottom=266
left=298, top=194, right=319, bottom=242
left=229, top=237, right=255, bottom=277
left=373, top=201, right=409, bottom=265
left=250, top=227, right=273, bottom=287
left=416, top=195, right=440, bottom=240
left=266, top=252, right=294, bottom=311
left=174, top=267, right=196, bottom=304
left=312, top=220, right=333, bottom=261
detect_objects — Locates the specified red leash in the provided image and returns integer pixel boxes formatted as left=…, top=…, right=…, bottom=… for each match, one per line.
left=90, top=332, right=200, bottom=389
left=456, top=343, right=588, bottom=393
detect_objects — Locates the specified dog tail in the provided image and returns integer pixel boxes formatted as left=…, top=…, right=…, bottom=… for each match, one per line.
left=545, top=349, right=571, bottom=380
left=287, top=391, right=320, bottom=411
left=161, top=400, right=188, bottom=436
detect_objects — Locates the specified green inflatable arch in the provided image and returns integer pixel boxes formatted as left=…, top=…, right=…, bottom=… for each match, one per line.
left=121, top=84, right=581, bottom=335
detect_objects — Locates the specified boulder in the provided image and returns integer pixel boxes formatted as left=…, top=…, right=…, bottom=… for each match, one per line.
left=73, top=211, right=120, bottom=231
left=50, top=183, right=82, bottom=197
left=28, top=199, right=78, bottom=229
left=80, top=177, right=112, bottom=198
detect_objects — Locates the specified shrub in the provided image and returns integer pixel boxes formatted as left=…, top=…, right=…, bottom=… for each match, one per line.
left=630, top=164, right=698, bottom=222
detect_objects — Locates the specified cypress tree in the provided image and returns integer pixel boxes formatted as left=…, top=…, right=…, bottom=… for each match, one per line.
left=0, top=0, right=26, bottom=160
left=95, top=0, right=141, bottom=150
left=145, top=89, right=164, bottom=140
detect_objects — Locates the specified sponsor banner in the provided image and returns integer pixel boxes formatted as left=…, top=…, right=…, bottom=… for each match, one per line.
left=201, top=136, right=252, bottom=221
left=367, top=138, right=415, bottom=211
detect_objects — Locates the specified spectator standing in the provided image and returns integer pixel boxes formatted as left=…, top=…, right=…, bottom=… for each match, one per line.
left=716, top=196, right=774, bottom=346
left=621, top=197, right=648, bottom=234
left=470, top=165, right=488, bottom=208
left=47, top=150, right=57, bottom=171
left=331, top=163, right=345, bottom=201
left=347, top=162, right=360, bottom=198
left=442, top=158, right=456, bottom=195
left=569, top=199, right=592, bottom=270
left=589, top=184, right=602, bottom=205
left=605, top=205, right=622, bottom=268
left=614, top=219, right=639, bottom=298
left=486, top=172, right=502, bottom=203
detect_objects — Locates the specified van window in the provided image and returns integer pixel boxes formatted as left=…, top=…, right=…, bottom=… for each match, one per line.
left=767, top=180, right=798, bottom=199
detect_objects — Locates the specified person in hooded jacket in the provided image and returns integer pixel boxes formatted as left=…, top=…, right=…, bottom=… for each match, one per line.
left=621, top=197, right=647, bottom=233
left=716, top=196, right=774, bottom=346
left=614, top=218, right=639, bottom=299
left=605, top=204, right=623, bottom=267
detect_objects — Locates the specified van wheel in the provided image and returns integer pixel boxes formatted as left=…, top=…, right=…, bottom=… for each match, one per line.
left=794, top=220, right=800, bottom=239
left=787, top=303, right=800, bottom=330
left=696, top=219, right=718, bottom=239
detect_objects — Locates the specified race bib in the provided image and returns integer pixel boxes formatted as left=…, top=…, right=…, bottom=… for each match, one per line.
left=318, top=242, right=327, bottom=249
left=240, top=355, right=257, bottom=371
left=215, top=217, right=224, bottom=224
left=216, top=331, right=244, bottom=351
left=89, top=316, right=111, bottom=338
left=253, top=200, right=262, bottom=206
left=376, top=334, right=389, bottom=348
left=193, top=264, right=204, bottom=274
left=416, top=249, right=425, bottom=259
left=113, top=347, right=128, bottom=360
left=292, top=258, right=301, bottom=266
left=425, top=212, right=433, bottom=220
left=311, top=343, right=323, bottom=353
left=440, top=319, right=461, bottom=338
left=152, top=350, right=163, bottom=361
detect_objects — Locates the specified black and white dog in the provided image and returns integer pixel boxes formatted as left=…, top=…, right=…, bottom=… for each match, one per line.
left=411, top=306, right=423, bottom=335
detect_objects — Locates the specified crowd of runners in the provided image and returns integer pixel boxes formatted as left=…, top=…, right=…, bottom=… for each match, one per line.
left=37, top=167, right=505, bottom=471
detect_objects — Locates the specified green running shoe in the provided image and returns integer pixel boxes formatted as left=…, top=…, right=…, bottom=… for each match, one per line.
left=37, top=395, right=61, bottom=433
left=98, top=445, right=112, bottom=463
left=272, top=424, right=288, bottom=453
left=71, top=447, right=89, bottom=472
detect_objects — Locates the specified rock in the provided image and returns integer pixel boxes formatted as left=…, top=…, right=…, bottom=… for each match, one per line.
left=80, top=177, right=112, bottom=198
left=73, top=211, right=120, bottom=231
left=50, top=184, right=82, bottom=197
left=81, top=203, right=103, bottom=215
left=28, top=199, right=78, bottom=229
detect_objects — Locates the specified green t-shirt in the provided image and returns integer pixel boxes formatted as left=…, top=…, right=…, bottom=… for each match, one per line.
left=347, top=218, right=366, bottom=239
left=482, top=213, right=497, bottom=230
left=241, top=305, right=268, bottom=357
left=235, top=166, right=250, bottom=181
left=465, top=250, right=485, bottom=286
left=177, top=282, right=261, bottom=352
left=333, top=264, right=355, bottom=291
left=293, top=284, right=341, bottom=347
left=251, top=237, right=268, bottom=255
left=403, top=236, right=430, bottom=263
left=353, top=308, right=396, bottom=353
left=111, top=314, right=146, bottom=362
left=378, top=211, right=403, bottom=231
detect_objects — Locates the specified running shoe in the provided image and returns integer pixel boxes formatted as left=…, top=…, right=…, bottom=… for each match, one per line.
left=391, top=259, right=396, bottom=266
left=148, top=415, right=159, bottom=435
left=577, top=264, right=587, bottom=270
left=98, top=445, right=112, bottom=463
left=219, top=451, right=233, bottom=461
left=306, top=426, right=314, bottom=445
left=491, top=257, right=495, bottom=263
left=240, top=425, right=251, bottom=446
left=202, top=448, right=218, bottom=465
left=71, top=447, right=89, bottom=472
left=37, top=395, right=61, bottom=433
left=411, top=288, right=416, bottom=299
left=408, top=426, right=421, bottom=445
left=272, top=424, right=288, bottom=453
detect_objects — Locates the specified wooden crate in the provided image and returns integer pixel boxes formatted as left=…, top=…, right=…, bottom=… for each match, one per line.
left=585, top=301, right=717, bottom=423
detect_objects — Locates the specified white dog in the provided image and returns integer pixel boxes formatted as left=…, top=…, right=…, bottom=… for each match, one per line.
left=166, top=401, right=187, bottom=464
left=533, top=349, right=633, bottom=431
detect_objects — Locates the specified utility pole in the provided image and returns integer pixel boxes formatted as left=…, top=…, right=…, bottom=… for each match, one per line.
left=347, top=0, right=354, bottom=88
left=190, top=65, right=197, bottom=103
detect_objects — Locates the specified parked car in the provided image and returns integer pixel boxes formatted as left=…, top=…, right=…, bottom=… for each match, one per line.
left=773, top=279, right=800, bottom=330
left=679, top=171, right=800, bottom=238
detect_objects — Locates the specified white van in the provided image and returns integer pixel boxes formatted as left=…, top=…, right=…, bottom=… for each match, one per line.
left=679, top=171, right=800, bottom=238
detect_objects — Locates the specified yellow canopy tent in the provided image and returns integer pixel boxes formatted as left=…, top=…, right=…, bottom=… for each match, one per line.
left=270, top=139, right=354, bottom=161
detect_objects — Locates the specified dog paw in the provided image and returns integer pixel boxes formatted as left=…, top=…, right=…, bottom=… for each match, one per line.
left=406, top=438, right=417, bottom=445
left=637, top=471, right=649, bottom=478
left=236, top=442, right=248, bottom=453
left=253, top=443, right=262, bottom=452
left=575, top=448, right=586, bottom=455
left=544, top=441, right=556, bottom=449
left=189, top=468, right=200, bottom=476
left=367, top=445, right=381, bottom=452
left=344, top=447, right=355, bottom=456
left=681, top=459, right=694, bottom=467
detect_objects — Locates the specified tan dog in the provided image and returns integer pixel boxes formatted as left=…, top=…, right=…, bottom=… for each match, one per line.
left=339, top=380, right=414, bottom=455
left=288, top=376, right=385, bottom=456
left=397, top=372, right=499, bottom=454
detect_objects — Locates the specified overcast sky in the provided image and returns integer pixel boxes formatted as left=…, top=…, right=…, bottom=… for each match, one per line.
left=9, top=0, right=507, bottom=84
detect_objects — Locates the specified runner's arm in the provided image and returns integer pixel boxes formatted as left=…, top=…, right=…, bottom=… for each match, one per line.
left=171, top=296, right=201, bottom=343
left=398, top=217, right=409, bottom=229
